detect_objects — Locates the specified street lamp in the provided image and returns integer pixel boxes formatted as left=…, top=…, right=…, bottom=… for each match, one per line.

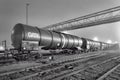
left=93, top=37, right=98, bottom=41
left=107, top=40, right=112, bottom=43
left=26, top=3, right=30, bottom=25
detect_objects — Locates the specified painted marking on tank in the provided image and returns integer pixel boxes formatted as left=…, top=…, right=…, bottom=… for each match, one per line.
left=27, top=32, right=40, bottom=39
left=61, top=34, right=66, bottom=48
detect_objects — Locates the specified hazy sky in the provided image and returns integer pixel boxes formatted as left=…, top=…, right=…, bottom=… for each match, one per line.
left=0, top=0, right=120, bottom=47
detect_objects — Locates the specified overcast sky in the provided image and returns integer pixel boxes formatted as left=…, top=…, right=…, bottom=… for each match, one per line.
left=0, top=0, right=120, bottom=47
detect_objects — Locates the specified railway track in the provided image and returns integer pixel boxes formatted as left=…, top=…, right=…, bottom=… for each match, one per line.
left=0, top=51, right=100, bottom=74
left=97, top=59, right=120, bottom=80
left=56, top=56, right=120, bottom=80
left=0, top=52, right=103, bottom=80
left=0, top=51, right=119, bottom=80
left=0, top=51, right=94, bottom=67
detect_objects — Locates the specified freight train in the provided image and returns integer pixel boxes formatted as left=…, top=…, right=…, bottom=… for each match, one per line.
left=11, top=23, right=112, bottom=60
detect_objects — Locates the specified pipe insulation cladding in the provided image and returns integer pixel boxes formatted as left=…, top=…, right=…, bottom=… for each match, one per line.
left=11, top=23, right=83, bottom=50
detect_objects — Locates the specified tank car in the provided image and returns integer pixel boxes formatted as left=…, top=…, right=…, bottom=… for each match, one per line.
left=81, top=38, right=102, bottom=52
left=11, top=23, right=112, bottom=51
left=11, top=23, right=83, bottom=51
left=11, top=23, right=112, bottom=60
left=101, top=42, right=110, bottom=50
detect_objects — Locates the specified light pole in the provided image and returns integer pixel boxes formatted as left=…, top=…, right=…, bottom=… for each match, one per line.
left=26, top=3, right=29, bottom=25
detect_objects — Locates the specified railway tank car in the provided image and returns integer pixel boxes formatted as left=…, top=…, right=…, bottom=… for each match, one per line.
left=11, top=23, right=112, bottom=60
left=81, top=38, right=102, bottom=52
left=11, top=23, right=112, bottom=51
left=11, top=23, right=83, bottom=51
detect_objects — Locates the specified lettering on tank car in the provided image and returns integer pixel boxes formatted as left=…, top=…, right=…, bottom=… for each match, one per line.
left=27, top=32, right=40, bottom=39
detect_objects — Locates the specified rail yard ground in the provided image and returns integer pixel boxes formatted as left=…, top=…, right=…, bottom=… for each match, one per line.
left=0, top=49, right=120, bottom=80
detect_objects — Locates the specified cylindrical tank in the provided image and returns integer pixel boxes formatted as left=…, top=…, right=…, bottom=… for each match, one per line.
left=81, top=38, right=102, bottom=51
left=11, top=23, right=83, bottom=50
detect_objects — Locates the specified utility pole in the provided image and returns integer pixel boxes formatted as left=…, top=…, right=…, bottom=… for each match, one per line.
left=26, top=3, right=29, bottom=25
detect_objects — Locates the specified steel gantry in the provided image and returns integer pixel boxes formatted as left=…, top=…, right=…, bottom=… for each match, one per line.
left=43, top=6, right=120, bottom=31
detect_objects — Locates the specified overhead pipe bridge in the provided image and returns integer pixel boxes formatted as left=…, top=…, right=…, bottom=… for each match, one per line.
left=43, top=6, right=120, bottom=31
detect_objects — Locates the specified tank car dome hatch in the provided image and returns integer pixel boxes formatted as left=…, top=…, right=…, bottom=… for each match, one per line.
left=11, top=23, right=24, bottom=49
